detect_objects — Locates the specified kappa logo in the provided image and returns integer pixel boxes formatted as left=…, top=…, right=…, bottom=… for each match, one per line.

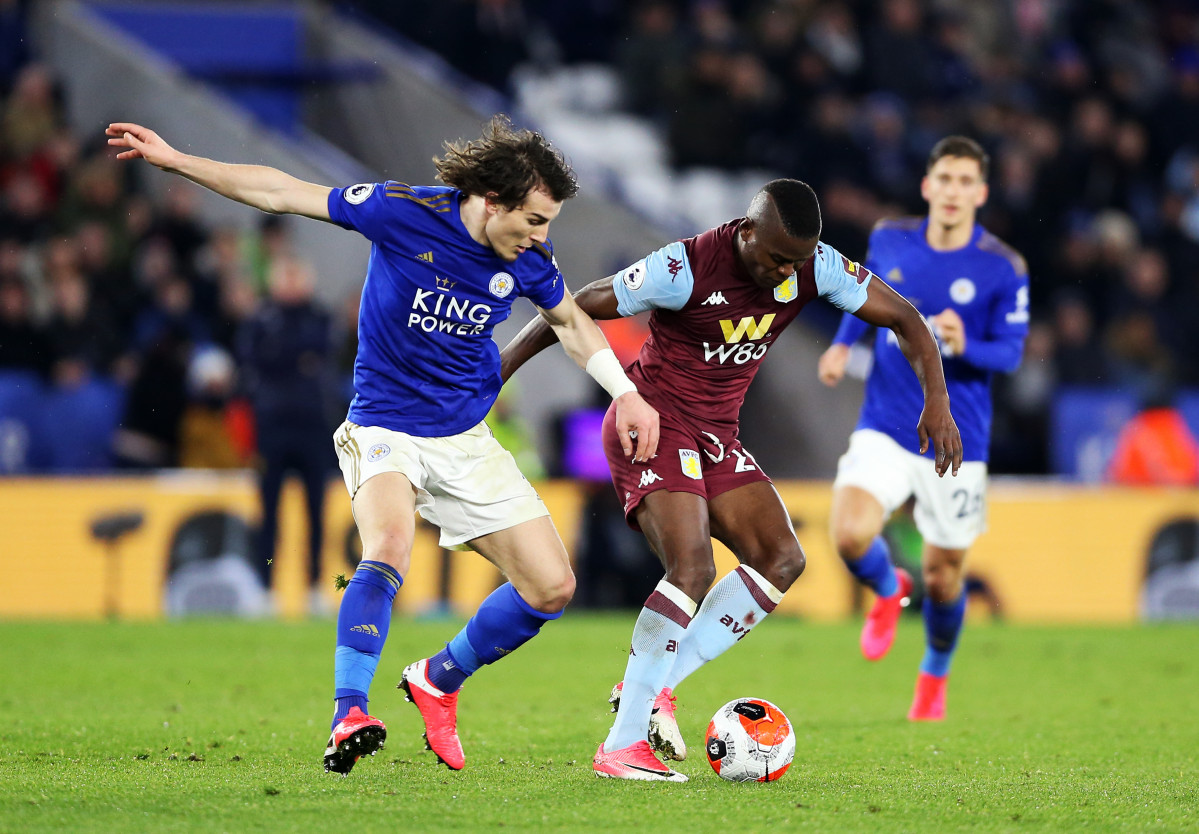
left=350, top=624, right=380, bottom=637
left=666, top=256, right=684, bottom=280
left=679, top=449, right=702, bottom=480
left=701, top=292, right=728, bottom=306
left=367, top=443, right=391, bottom=462
left=638, top=469, right=663, bottom=488
left=701, top=431, right=725, bottom=463
left=344, top=183, right=375, bottom=204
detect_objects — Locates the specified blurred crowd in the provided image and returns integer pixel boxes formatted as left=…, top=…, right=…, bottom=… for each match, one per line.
left=0, top=54, right=352, bottom=472
left=391, top=0, right=1199, bottom=475
left=4, top=0, right=1199, bottom=478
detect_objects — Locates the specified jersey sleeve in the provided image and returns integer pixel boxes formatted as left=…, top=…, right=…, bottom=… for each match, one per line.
left=813, top=242, right=872, bottom=313
left=612, top=240, right=695, bottom=315
left=960, top=260, right=1029, bottom=373
left=523, top=245, right=567, bottom=310
left=326, top=182, right=397, bottom=244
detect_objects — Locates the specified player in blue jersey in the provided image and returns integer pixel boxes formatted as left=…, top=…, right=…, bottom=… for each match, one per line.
left=107, top=116, right=660, bottom=773
left=817, top=136, right=1029, bottom=721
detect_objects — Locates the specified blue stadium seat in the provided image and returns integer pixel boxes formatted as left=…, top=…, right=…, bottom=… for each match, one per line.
left=39, top=379, right=127, bottom=472
left=0, top=370, right=46, bottom=473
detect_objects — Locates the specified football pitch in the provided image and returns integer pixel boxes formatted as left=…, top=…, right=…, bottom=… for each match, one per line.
left=2, top=615, right=1196, bottom=832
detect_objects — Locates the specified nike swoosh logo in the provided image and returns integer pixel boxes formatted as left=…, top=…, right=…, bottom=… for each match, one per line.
left=623, top=761, right=669, bottom=775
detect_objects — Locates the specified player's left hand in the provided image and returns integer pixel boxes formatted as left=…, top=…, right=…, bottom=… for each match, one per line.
left=614, top=392, right=660, bottom=463
left=918, top=394, right=962, bottom=477
left=931, top=308, right=966, bottom=356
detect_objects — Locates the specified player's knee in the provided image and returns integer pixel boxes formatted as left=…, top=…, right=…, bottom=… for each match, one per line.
left=523, top=570, right=576, bottom=614
left=922, top=566, right=963, bottom=603
left=665, top=558, right=717, bottom=601
left=359, top=531, right=412, bottom=574
left=769, top=544, right=806, bottom=591
left=829, top=517, right=876, bottom=561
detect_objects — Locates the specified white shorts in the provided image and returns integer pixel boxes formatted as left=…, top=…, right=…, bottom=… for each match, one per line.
left=333, top=420, right=549, bottom=550
left=833, top=429, right=988, bottom=549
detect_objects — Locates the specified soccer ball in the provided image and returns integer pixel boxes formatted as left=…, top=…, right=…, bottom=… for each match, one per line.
left=704, top=697, right=795, bottom=782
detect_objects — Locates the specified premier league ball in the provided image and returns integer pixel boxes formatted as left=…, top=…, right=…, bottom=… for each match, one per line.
left=704, top=697, right=795, bottom=782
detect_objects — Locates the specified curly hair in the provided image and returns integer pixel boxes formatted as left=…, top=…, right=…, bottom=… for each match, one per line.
left=433, top=114, right=579, bottom=209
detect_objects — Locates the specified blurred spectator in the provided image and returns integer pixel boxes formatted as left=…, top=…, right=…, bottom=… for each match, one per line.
left=112, top=324, right=191, bottom=469
left=1052, top=290, right=1110, bottom=385
left=178, top=345, right=254, bottom=469
left=39, top=235, right=123, bottom=378
left=613, top=0, right=686, bottom=119
left=0, top=270, right=48, bottom=376
left=1106, top=384, right=1199, bottom=486
left=1, top=63, right=59, bottom=160
left=237, top=256, right=334, bottom=604
left=864, top=0, right=934, bottom=101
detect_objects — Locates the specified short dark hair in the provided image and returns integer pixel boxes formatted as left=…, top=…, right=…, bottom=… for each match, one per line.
left=927, top=135, right=990, bottom=179
left=433, top=114, right=579, bottom=209
left=756, top=179, right=822, bottom=239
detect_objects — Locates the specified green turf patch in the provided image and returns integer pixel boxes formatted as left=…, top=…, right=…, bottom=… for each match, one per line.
left=1, top=616, right=1196, bottom=832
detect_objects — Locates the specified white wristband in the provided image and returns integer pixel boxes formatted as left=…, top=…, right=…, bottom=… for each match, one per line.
left=585, top=348, right=637, bottom=400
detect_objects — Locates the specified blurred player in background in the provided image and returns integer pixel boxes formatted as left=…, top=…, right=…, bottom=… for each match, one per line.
left=502, top=178, right=962, bottom=781
left=108, top=115, right=659, bottom=774
left=818, top=136, right=1029, bottom=721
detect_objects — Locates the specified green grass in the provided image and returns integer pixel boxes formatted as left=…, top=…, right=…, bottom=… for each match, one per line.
left=1, top=616, right=1197, bottom=832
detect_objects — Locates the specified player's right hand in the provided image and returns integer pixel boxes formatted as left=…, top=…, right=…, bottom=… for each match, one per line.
left=614, top=391, right=660, bottom=463
left=817, top=343, right=850, bottom=387
left=917, top=395, right=962, bottom=477
left=106, top=122, right=181, bottom=170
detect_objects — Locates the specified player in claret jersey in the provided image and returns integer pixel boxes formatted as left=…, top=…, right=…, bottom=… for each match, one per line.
left=501, top=179, right=963, bottom=781
left=818, top=136, right=1029, bottom=722
left=109, top=115, right=659, bottom=775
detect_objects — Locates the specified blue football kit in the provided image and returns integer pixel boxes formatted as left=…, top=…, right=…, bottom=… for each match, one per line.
left=325, top=181, right=567, bottom=751
left=326, top=181, right=565, bottom=437
left=832, top=217, right=1030, bottom=462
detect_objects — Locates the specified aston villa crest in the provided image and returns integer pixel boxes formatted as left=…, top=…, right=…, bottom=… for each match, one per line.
left=773, top=275, right=798, bottom=303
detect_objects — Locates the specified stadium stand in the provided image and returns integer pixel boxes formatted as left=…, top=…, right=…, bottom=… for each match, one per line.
left=2, top=0, right=1198, bottom=480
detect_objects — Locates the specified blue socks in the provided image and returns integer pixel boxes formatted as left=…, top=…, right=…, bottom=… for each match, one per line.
left=427, top=582, right=562, bottom=694
left=332, top=561, right=402, bottom=729
left=845, top=536, right=899, bottom=598
left=920, top=593, right=966, bottom=678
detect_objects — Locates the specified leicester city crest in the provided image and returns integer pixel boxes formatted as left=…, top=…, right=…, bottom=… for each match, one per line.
left=773, top=275, right=798, bottom=303
left=489, top=272, right=514, bottom=298
left=367, top=443, right=391, bottom=462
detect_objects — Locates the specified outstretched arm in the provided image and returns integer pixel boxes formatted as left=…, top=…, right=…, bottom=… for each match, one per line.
left=500, top=276, right=620, bottom=382
left=530, top=287, right=658, bottom=463
left=106, top=122, right=332, bottom=220
left=853, top=278, right=963, bottom=476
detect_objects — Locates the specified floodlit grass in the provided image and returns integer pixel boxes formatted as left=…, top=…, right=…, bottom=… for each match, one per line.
left=1, top=615, right=1196, bottom=832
